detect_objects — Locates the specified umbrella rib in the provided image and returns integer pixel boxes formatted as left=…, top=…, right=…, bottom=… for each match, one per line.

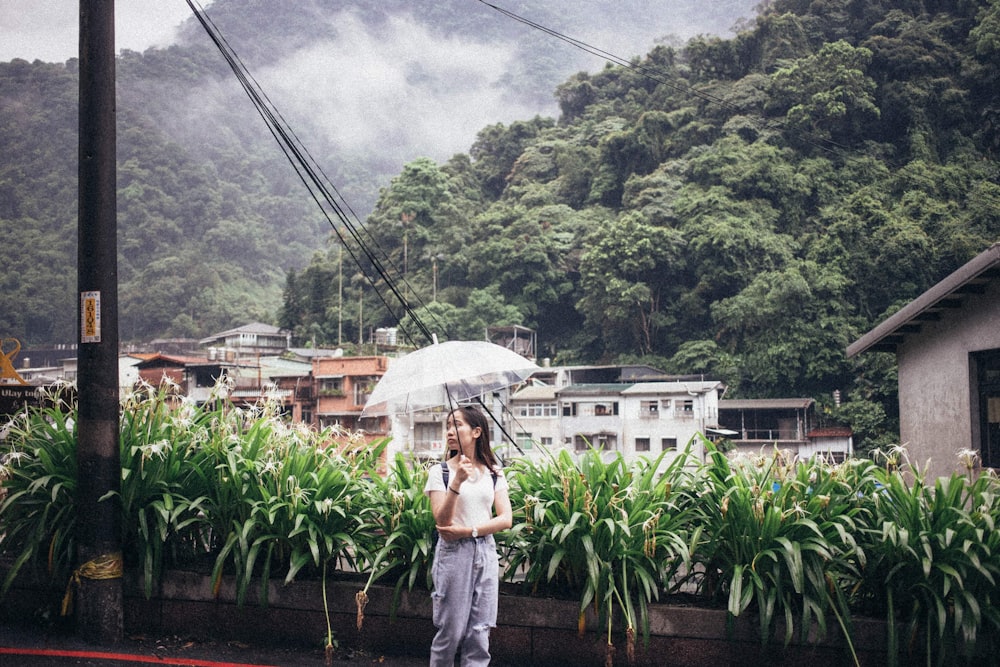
left=475, top=396, right=525, bottom=456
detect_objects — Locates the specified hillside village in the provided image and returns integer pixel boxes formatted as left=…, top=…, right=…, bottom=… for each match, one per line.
left=7, top=321, right=853, bottom=470
left=6, top=241, right=999, bottom=482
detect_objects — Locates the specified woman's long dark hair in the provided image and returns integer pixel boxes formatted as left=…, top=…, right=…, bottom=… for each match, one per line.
left=448, top=406, right=499, bottom=470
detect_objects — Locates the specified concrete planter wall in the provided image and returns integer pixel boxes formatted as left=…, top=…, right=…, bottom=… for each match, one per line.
left=2, top=568, right=890, bottom=666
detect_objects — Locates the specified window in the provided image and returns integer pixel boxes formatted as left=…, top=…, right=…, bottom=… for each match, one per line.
left=353, top=376, right=378, bottom=405
left=593, top=402, right=619, bottom=416
left=519, top=402, right=558, bottom=417
left=975, top=349, right=1000, bottom=468
left=516, top=432, right=534, bottom=450
left=594, top=434, right=615, bottom=450
left=414, top=423, right=442, bottom=450
left=357, top=416, right=380, bottom=432
left=677, top=399, right=694, bottom=418
left=640, top=400, right=659, bottom=418
left=563, top=402, right=577, bottom=417
left=540, top=437, right=553, bottom=446
left=661, top=438, right=677, bottom=452
left=635, top=437, right=650, bottom=452
left=319, top=378, right=343, bottom=396
left=574, top=433, right=616, bottom=451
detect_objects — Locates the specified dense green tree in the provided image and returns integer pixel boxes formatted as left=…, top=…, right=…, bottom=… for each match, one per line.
left=711, top=259, right=854, bottom=396
left=577, top=212, right=687, bottom=357
left=470, top=119, right=555, bottom=199
left=767, top=39, right=880, bottom=149
left=589, top=111, right=676, bottom=206
left=466, top=202, right=595, bottom=341
left=667, top=340, right=743, bottom=390
left=396, top=286, right=522, bottom=343
left=6, top=0, right=1000, bottom=454
left=675, top=184, right=794, bottom=304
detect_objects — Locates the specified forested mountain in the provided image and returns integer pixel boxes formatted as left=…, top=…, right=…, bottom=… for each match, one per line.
left=281, top=0, right=1000, bottom=450
left=0, top=0, right=753, bottom=344
left=3, top=0, right=1000, bottom=449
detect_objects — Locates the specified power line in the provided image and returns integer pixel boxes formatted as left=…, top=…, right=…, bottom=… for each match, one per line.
left=474, top=0, right=853, bottom=158
left=186, top=0, right=445, bottom=347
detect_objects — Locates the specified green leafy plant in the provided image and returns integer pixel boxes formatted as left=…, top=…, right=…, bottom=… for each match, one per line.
left=690, top=441, right=866, bottom=663
left=503, top=445, right=698, bottom=665
left=198, top=403, right=384, bottom=606
left=7, top=386, right=1000, bottom=667
left=0, top=385, right=78, bottom=595
left=355, top=453, right=436, bottom=629
left=117, top=382, right=216, bottom=597
left=851, top=447, right=1000, bottom=666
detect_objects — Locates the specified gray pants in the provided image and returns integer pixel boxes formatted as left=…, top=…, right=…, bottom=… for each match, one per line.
left=429, top=535, right=499, bottom=666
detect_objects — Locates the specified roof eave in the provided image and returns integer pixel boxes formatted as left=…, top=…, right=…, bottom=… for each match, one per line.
left=847, top=243, right=1000, bottom=358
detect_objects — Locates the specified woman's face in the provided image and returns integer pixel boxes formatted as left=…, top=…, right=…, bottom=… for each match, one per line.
left=447, top=411, right=481, bottom=456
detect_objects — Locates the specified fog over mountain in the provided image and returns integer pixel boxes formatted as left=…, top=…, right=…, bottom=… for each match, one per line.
left=2, top=0, right=758, bottom=218
left=155, top=0, right=759, bottom=214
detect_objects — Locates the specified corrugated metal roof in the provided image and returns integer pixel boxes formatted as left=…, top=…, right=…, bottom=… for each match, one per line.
left=134, top=353, right=210, bottom=368
left=556, top=383, right=633, bottom=396
left=720, top=398, right=814, bottom=410
left=511, top=385, right=558, bottom=400
left=621, top=381, right=723, bottom=395
left=848, top=243, right=1000, bottom=357
left=287, top=347, right=346, bottom=359
left=199, top=321, right=288, bottom=345
left=259, top=357, right=312, bottom=378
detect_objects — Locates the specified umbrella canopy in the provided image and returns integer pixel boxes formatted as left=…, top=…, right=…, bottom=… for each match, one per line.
left=362, top=340, right=541, bottom=415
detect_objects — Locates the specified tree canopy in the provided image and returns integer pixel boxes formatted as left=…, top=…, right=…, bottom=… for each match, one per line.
left=3, top=0, right=1000, bottom=451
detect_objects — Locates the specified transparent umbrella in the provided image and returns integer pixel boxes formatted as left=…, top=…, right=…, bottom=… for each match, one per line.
left=362, top=340, right=540, bottom=415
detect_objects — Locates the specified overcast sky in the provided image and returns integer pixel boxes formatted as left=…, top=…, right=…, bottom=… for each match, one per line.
left=0, top=1, right=204, bottom=63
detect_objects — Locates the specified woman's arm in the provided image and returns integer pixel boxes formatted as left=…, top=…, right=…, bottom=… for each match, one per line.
left=430, top=469, right=462, bottom=528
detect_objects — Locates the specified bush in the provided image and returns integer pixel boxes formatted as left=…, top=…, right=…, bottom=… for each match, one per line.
left=4, top=391, right=1000, bottom=666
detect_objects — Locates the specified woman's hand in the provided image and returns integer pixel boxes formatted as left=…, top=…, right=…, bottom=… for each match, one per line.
left=452, top=454, right=475, bottom=484
left=435, top=523, right=467, bottom=542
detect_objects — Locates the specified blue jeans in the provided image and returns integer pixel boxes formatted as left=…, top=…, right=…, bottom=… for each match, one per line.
left=429, top=535, right=499, bottom=666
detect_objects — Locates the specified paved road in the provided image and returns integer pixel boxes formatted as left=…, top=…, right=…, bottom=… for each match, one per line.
left=0, top=623, right=432, bottom=667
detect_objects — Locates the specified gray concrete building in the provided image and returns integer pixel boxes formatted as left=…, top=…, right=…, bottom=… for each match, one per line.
left=848, top=243, right=1000, bottom=478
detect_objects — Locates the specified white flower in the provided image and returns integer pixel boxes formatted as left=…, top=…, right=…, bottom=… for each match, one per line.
left=957, top=449, right=979, bottom=472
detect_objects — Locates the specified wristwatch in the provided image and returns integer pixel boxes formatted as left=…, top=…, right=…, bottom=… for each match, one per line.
left=471, top=526, right=478, bottom=538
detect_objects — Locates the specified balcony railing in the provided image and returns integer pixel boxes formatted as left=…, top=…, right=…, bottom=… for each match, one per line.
left=737, top=429, right=801, bottom=441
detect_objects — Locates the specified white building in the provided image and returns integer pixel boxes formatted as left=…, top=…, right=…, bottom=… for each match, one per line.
left=507, top=378, right=726, bottom=467
left=621, top=380, right=723, bottom=465
left=507, top=382, right=559, bottom=459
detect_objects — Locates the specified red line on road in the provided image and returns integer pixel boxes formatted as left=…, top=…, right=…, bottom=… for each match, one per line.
left=0, top=646, right=279, bottom=667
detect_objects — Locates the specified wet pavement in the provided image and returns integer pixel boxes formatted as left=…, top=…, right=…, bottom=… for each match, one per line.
left=0, top=622, right=432, bottom=667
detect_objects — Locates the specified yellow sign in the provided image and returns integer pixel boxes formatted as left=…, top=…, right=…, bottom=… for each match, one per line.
left=81, top=290, right=101, bottom=343
left=0, top=338, right=28, bottom=385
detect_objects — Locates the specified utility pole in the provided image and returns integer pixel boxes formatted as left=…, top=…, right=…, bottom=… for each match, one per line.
left=337, top=236, right=343, bottom=346
left=76, top=0, right=123, bottom=643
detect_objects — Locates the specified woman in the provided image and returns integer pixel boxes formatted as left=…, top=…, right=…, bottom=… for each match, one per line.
left=424, top=406, right=513, bottom=666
